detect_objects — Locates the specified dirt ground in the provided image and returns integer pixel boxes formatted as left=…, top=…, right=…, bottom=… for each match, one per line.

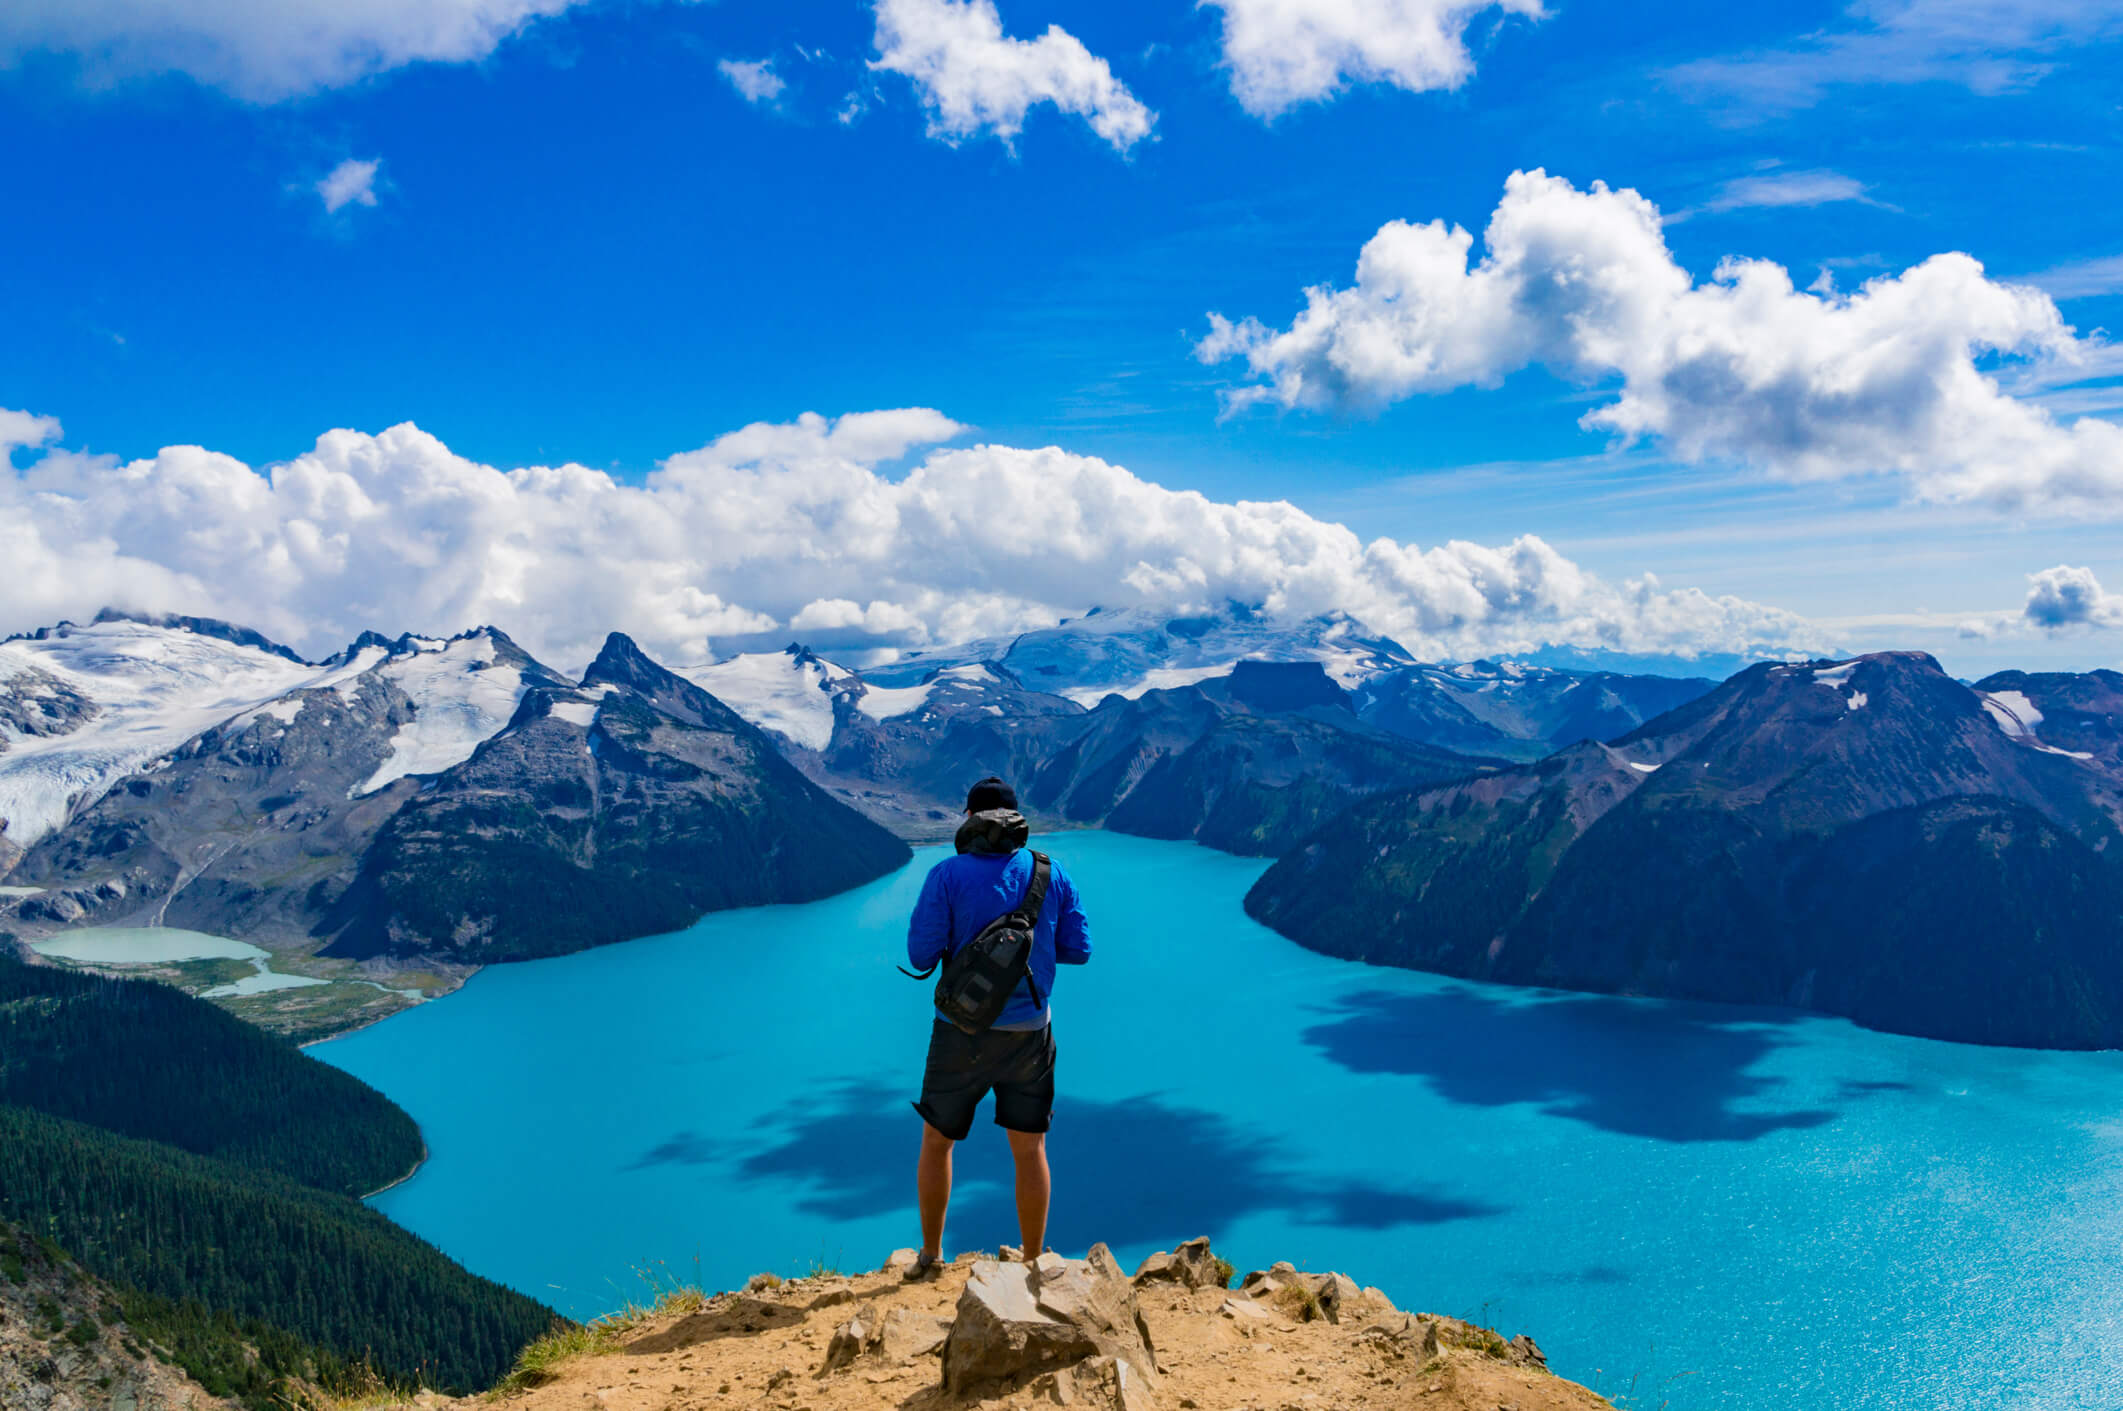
left=471, top=1250, right=1617, bottom=1411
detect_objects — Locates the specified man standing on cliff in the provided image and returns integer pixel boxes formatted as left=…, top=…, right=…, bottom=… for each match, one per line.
left=902, top=776, right=1091, bottom=1280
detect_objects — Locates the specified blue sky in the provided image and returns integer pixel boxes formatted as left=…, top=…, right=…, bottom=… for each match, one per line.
left=3, top=0, right=2121, bottom=675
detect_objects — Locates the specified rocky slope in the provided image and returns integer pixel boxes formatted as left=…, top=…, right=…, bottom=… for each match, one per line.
left=319, top=635, right=912, bottom=964
left=1248, top=651, right=2123, bottom=1048
left=0, top=1220, right=228, bottom=1411
left=378, top=1239, right=1606, bottom=1411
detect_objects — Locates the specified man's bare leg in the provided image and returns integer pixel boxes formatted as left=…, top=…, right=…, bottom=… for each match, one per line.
left=917, top=1122, right=955, bottom=1258
left=1005, top=1128, right=1050, bottom=1261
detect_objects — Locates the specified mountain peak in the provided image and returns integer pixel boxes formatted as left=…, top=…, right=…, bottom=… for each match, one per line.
left=582, top=632, right=667, bottom=691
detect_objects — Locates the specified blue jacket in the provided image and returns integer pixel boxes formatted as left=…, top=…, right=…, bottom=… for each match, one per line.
left=907, top=848, right=1091, bottom=1029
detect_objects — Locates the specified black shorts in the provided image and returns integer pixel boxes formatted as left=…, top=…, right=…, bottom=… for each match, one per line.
left=912, top=1020, right=1056, bottom=1141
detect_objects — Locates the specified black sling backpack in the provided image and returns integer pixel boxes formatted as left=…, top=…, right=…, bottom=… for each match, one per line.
left=900, top=851, right=1052, bottom=1035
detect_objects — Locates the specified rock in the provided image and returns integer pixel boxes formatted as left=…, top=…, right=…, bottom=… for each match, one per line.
left=941, top=1250, right=1158, bottom=1395
left=881, top=1248, right=921, bottom=1274
left=1131, top=1237, right=1225, bottom=1291
left=815, top=1306, right=877, bottom=1376
left=873, top=1308, right=951, bottom=1362
left=805, top=1284, right=857, bottom=1311
left=1359, top=1312, right=1441, bottom=1359
left=1236, top=1264, right=1361, bottom=1323
left=1074, top=1354, right=1157, bottom=1411
left=1507, top=1333, right=1548, bottom=1369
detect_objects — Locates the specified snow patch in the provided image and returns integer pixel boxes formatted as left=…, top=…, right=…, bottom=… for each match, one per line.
left=1980, top=691, right=2041, bottom=739
left=1060, top=663, right=1231, bottom=707
left=1628, top=762, right=1660, bottom=773
left=548, top=700, right=599, bottom=726
left=355, top=634, right=529, bottom=796
left=1846, top=692, right=1868, bottom=710
left=857, top=681, right=937, bottom=720
left=683, top=651, right=850, bottom=750
left=0, top=620, right=330, bottom=846
left=1811, top=661, right=1862, bottom=688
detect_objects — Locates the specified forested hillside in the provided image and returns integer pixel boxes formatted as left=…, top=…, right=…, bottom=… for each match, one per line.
left=0, top=1107, right=555, bottom=1396
left=0, top=956, right=557, bottom=1403
left=0, top=958, right=420, bottom=1196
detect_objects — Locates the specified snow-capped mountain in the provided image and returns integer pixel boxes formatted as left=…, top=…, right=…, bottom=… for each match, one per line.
left=860, top=604, right=1420, bottom=704
left=0, top=615, right=347, bottom=851
left=1, top=616, right=906, bottom=961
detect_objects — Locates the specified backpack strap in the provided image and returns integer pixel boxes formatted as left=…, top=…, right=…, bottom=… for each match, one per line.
left=1014, top=851, right=1052, bottom=927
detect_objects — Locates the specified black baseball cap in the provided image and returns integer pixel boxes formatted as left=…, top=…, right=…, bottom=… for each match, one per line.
left=965, top=776, right=1018, bottom=812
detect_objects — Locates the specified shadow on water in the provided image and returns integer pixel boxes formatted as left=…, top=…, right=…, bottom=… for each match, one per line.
left=634, top=1083, right=1505, bottom=1253
left=1303, top=987, right=1841, bottom=1143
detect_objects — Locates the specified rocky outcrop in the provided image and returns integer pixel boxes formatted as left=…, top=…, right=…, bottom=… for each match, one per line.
left=437, top=1238, right=1610, bottom=1411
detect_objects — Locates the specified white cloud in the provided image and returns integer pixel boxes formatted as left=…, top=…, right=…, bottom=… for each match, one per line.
left=869, top=0, right=1154, bottom=153
left=1199, top=169, right=2123, bottom=513
left=2027, top=252, right=2123, bottom=301
left=2024, top=564, right=2123, bottom=630
left=1689, top=168, right=1879, bottom=218
left=316, top=158, right=381, bottom=214
left=1201, top=0, right=1545, bottom=118
left=0, top=408, right=62, bottom=455
left=0, top=0, right=584, bottom=102
left=718, top=57, right=785, bottom=105
left=1666, top=0, right=2123, bottom=114
left=0, top=404, right=1825, bottom=673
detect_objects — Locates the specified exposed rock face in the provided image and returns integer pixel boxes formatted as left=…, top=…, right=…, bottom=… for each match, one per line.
left=941, top=1246, right=1156, bottom=1395
left=1249, top=652, right=2123, bottom=1048
left=0, top=1220, right=229, bottom=1411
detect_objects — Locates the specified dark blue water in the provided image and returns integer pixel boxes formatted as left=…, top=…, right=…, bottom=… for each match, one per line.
left=317, top=833, right=2123, bottom=1410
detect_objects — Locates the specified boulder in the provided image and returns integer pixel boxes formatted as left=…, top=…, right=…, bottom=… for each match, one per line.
left=941, top=1246, right=1157, bottom=1394
left=1508, top=1333, right=1548, bottom=1370
left=880, top=1248, right=922, bottom=1275
left=1131, top=1237, right=1225, bottom=1291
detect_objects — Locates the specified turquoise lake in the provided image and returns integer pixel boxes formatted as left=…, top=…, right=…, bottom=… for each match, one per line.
left=316, top=832, right=2123, bottom=1410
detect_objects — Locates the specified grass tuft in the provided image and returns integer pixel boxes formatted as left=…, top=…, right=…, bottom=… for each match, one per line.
left=276, top=1366, right=415, bottom=1411
left=491, top=1265, right=714, bottom=1397
left=1209, top=1256, right=1236, bottom=1290
left=1271, top=1281, right=1325, bottom=1323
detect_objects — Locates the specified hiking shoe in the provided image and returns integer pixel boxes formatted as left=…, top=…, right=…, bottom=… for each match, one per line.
left=902, top=1251, right=944, bottom=1283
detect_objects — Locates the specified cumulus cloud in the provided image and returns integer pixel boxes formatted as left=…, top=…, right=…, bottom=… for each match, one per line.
left=2023, top=564, right=2123, bottom=630
left=1201, top=0, right=1545, bottom=117
left=0, top=404, right=1824, bottom=672
left=1666, top=0, right=2123, bottom=114
left=1198, top=168, right=2123, bottom=512
left=870, top=0, right=1154, bottom=152
left=718, top=57, right=785, bottom=105
left=0, top=0, right=583, bottom=102
left=316, top=158, right=381, bottom=214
